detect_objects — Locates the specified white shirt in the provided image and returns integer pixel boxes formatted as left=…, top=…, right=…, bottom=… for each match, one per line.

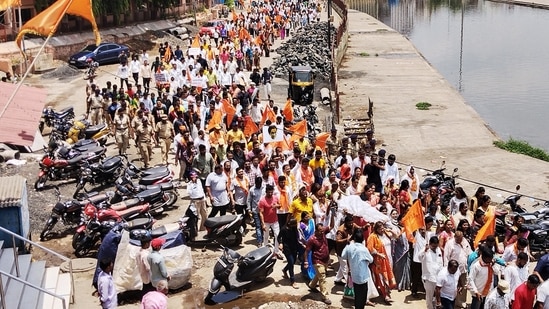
left=130, top=60, right=141, bottom=74
left=444, top=238, right=472, bottom=273
left=484, top=287, right=511, bottom=309
left=413, top=231, right=434, bottom=263
left=187, top=178, right=205, bottom=199
left=503, top=263, right=528, bottom=295
left=502, top=244, right=527, bottom=263
left=117, top=64, right=129, bottom=79
left=537, top=280, right=549, bottom=309
left=382, top=162, right=400, bottom=186
left=419, top=247, right=444, bottom=282
left=333, top=154, right=353, bottom=169
left=205, top=172, right=230, bottom=206
left=468, top=259, right=496, bottom=296
left=350, top=157, right=370, bottom=176
left=436, top=267, right=460, bottom=301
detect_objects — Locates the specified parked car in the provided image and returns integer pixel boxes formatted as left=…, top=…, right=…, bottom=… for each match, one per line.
left=69, top=43, right=129, bottom=68
left=199, top=19, right=226, bottom=36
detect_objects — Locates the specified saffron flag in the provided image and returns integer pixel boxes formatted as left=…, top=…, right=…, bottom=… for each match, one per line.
left=259, top=105, right=276, bottom=126
left=232, top=9, right=238, bottom=22
left=191, top=34, right=201, bottom=48
left=314, top=132, right=330, bottom=150
left=15, top=0, right=100, bottom=49
left=288, top=119, right=307, bottom=142
left=474, top=207, right=496, bottom=248
left=282, top=98, right=294, bottom=122
left=273, top=134, right=291, bottom=151
left=243, top=116, right=259, bottom=138
left=0, top=0, right=21, bottom=11
left=402, top=199, right=425, bottom=242
left=206, top=110, right=223, bottom=132
left=225, top=103, right=236, bottom=127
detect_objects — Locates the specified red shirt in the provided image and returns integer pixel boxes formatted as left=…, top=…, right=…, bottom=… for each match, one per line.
left=512, top=282, right=536, bottom=309
left=259, top=195, right=279, bottom=223
left=306, top=227, right=331, bottom=265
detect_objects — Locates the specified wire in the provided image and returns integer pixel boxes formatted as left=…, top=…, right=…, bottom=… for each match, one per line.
left=399, top=160, right=547, bottom=203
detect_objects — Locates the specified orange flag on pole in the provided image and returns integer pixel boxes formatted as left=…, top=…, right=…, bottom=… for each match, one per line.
left=402, top=199, right=425, bottom=243
left=15, top=0, right=100, bottom=49
left=282, top=98, right=294, bottom=122
left=0, top=0, right=21, bottom=11
left=474, top=207, right=496, bottom=248
left=206, top=110, right=223, bottom=132
left=243, top=116, right=259, bottom=138
left=260, top=106, right=276, bottom=126
left=314, top=132, right=330, bottom=150
left=273, top=134, right=291, bottom=151
left=225, top=104, right=236, bottom=127
left=288, top=119, right=307, bottom=142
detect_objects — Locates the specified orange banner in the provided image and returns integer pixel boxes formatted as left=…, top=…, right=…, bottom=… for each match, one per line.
left=206, top=109, right=223, bottom=132
left=16, top=0, right=100, bottom=49
left=314, top=132, right=330, bottom=150
left=260, top=105, right=276, bottom=126
left=288, top=119, right=307, bottom=141
left=282, top=99, right=294, bottom=122
left=243, top=116, right=259, bottom=138
left=402, top=199, right=425, bottom=243
left=474, top=207, right=496, bottom=248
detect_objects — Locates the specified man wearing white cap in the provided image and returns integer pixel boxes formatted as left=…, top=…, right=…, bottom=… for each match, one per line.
left=484, top=279, right=510, bottom=309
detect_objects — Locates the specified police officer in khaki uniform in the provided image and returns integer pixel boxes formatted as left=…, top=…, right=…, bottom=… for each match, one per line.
left=136, top=118, right=154, bottom=168
left=112, top=108, right=132, bottom=156
left=87, top=88, right=104, bottom=125
left=155, top=114, right=174, bottom=165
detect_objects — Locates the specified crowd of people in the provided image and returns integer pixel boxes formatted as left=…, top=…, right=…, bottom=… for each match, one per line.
left=82, top=1, right=549, bottom=309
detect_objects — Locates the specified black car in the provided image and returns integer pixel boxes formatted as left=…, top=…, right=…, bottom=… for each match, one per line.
left=69, top=43, right=129, bottom=68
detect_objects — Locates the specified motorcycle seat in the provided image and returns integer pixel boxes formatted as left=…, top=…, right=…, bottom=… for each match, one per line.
left=54, top=106, right=74, bottom=118
left=240, top=246, right=271, bottom=267
left=101, top=156, right=123, bottom=172
left=150, top=223, right=180, bottom=238
left=139, top=171, right=171, bottom=185
left=126, top=217, right=153, bottom=230
left=85, top=123, right=106, bottom=136
left=67, top=155, right=84, bottom=165
left=73, top=139, right=96, bottom=148
left=205, top=215, right=239, bottom=229
left=141, top=166, right=170, bottom=176
left=136, top=188, right=162, bottom=200
left=110, top=198, right=142, bottom=211
left=116, top=203, right=149, bottom=219
left=145, top=182, right=174, bottom=191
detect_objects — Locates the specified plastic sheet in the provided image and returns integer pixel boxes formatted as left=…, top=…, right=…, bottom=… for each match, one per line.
left=337, top=195, right=390, bottom=223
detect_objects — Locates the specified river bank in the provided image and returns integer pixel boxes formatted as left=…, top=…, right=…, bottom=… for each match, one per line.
left=338, top=9, right=549, bottom=202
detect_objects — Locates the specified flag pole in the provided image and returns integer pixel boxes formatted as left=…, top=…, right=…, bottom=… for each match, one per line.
left=0, top=0, right=76, bottom=120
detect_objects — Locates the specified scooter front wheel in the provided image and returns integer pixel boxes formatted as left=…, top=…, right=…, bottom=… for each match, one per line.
left=204, top=291, right=216, bottom=305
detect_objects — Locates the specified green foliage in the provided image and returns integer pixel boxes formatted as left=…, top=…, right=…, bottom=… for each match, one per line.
left=415, top=102, right=432, bottom=110
left=359, top=52, right=369, bottom=57
left=493, top=138, right=549, bottom=162
left=225, top=0, right=236, bottom=9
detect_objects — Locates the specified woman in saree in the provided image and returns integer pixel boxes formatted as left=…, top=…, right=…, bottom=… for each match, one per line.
left=298, top=211, right=316, bottom=280
left=367, top=221, right=396, bottom=304
left=392, top=215, right=411, bottom=292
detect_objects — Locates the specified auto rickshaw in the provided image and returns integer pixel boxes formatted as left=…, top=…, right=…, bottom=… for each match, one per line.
left=288, top=65, right=314, bottom=106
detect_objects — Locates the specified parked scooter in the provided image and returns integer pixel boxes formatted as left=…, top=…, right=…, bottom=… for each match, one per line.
left=66, top=119, right=110, bottom=146
left=39, top=106, right=75, bottom=133
left=419, top=161, right=459, bottom=205
left=111, top=173, right=178, bottom=214
left=34, top=146, right=106, bottom=190
left=503, top=185, right=527, bottom=214
left=204, top=245, right=277, bottom=305
left=179, top=203, right=243, bottom=247
left=73, top=155, right=127, bottom=198
left=72, top=202, right=153, bottom=257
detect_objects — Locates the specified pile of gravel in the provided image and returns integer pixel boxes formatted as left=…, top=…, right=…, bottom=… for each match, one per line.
left=270, top=22, right=336, bottom=80
left=42, top=64, right=81, bottom=80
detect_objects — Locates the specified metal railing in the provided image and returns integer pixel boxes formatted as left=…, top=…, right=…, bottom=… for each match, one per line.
left=0, top=226, right=74, bottom=308
left=0, top=270, right=67, bottom=309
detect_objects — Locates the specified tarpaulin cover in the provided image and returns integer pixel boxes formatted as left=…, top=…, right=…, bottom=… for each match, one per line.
left=337, top=195, right=390, bottom=223
left=114, top=230, right=193, bottom=292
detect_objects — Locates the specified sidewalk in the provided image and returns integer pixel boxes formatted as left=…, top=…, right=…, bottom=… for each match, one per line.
left=338, top=9, right=549, bottom=201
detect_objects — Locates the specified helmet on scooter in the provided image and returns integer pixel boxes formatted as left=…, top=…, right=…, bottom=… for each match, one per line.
left=130, top=229, right=152, bottom=243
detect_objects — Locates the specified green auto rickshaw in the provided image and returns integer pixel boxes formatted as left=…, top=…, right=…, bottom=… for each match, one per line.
left=288, top=65, right=314, bottom=106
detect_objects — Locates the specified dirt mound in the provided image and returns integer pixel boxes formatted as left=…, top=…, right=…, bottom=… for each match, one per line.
left=41, top=64, right=81, bottom=80
left=124, top=37, right=156, bottom=53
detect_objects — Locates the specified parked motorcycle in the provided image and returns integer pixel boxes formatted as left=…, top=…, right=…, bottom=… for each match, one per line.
left=420, top=162, right=459, bottom=206
left=34, top=146, right=106, bottom=190
left=40, top=188, right=114, bottom=241
left=72, top=202, right=153, bottom=257
left=204, top=245, right=277, bottom=305
left=179, top=203, right=243, bottom=247
left=39, top=106, right=75, bottom=133
left=66, top=119, right=110, bottom=146
left=111, top=174, right=178, bottom=214
left=73, top=155, right=126, bottom=198
left=502, top=185, right=527, bottom=214
left=126, top=163, right=173, bottom=185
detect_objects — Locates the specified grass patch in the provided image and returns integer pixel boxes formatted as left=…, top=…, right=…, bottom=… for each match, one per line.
left=415, top=102, right=432, bottom=110
left=359, top=52, right=369, bottom=57
left=493, top=138, right=549, bottom=162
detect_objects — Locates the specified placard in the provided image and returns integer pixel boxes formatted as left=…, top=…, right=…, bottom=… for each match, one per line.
left=262, top=124, right=284, bottom=143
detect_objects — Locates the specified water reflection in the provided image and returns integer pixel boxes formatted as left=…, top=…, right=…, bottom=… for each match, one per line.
left=349, top=0, right=549, bottom=150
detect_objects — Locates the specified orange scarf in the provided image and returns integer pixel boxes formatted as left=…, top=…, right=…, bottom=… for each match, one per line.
left=235, top=176, right=249, bottom=195
left=278, top=185, right=289, bottom=212
left=480, top=260, right=493, bottom=296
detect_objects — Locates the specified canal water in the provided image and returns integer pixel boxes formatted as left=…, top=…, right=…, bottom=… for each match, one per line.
left=348, top=0, right=549, bottom=150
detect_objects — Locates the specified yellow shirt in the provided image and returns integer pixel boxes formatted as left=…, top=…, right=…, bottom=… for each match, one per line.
left=226, top=129, right=245, bottom=145
left=309, top=158, right=326, bottom=170
left=297, top=139, right=310, bottom=154
left=289, top=197, right=313, bottom=222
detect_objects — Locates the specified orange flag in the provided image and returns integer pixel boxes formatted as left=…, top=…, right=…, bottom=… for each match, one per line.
left=232, top=9, right=238, bottom=22
left=16, top=0, right=100, bottom=49
left=0, top=0, right=21, bottom=11
left=225, top=103, right=236, bottom=127
left=260, top=106, right=276, bottom=126
left=273, top=134, right=291, bottom=151
left=402, top=199, right=425, bottom=243
left=288, top=119, right=307, bottom=142
left=206, top=110, right=223, bottom=131
left=474, top=207, right=496, bottom=248
left=282, top=98, right=294, bottom=122
left=191, top=34, right=201, bottom=48
left=243, top=116, right=259, bottom=138
left=315, top=132, right=330, bottom=150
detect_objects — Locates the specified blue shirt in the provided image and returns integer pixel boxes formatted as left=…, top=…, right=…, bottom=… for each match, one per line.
left=148, top=250, right=169, bottom=288
left=466, top=251, right=506, bottom=272
left=341, top=242, right=374, bottom=284
left=534, top=253, right=549, bottom=281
